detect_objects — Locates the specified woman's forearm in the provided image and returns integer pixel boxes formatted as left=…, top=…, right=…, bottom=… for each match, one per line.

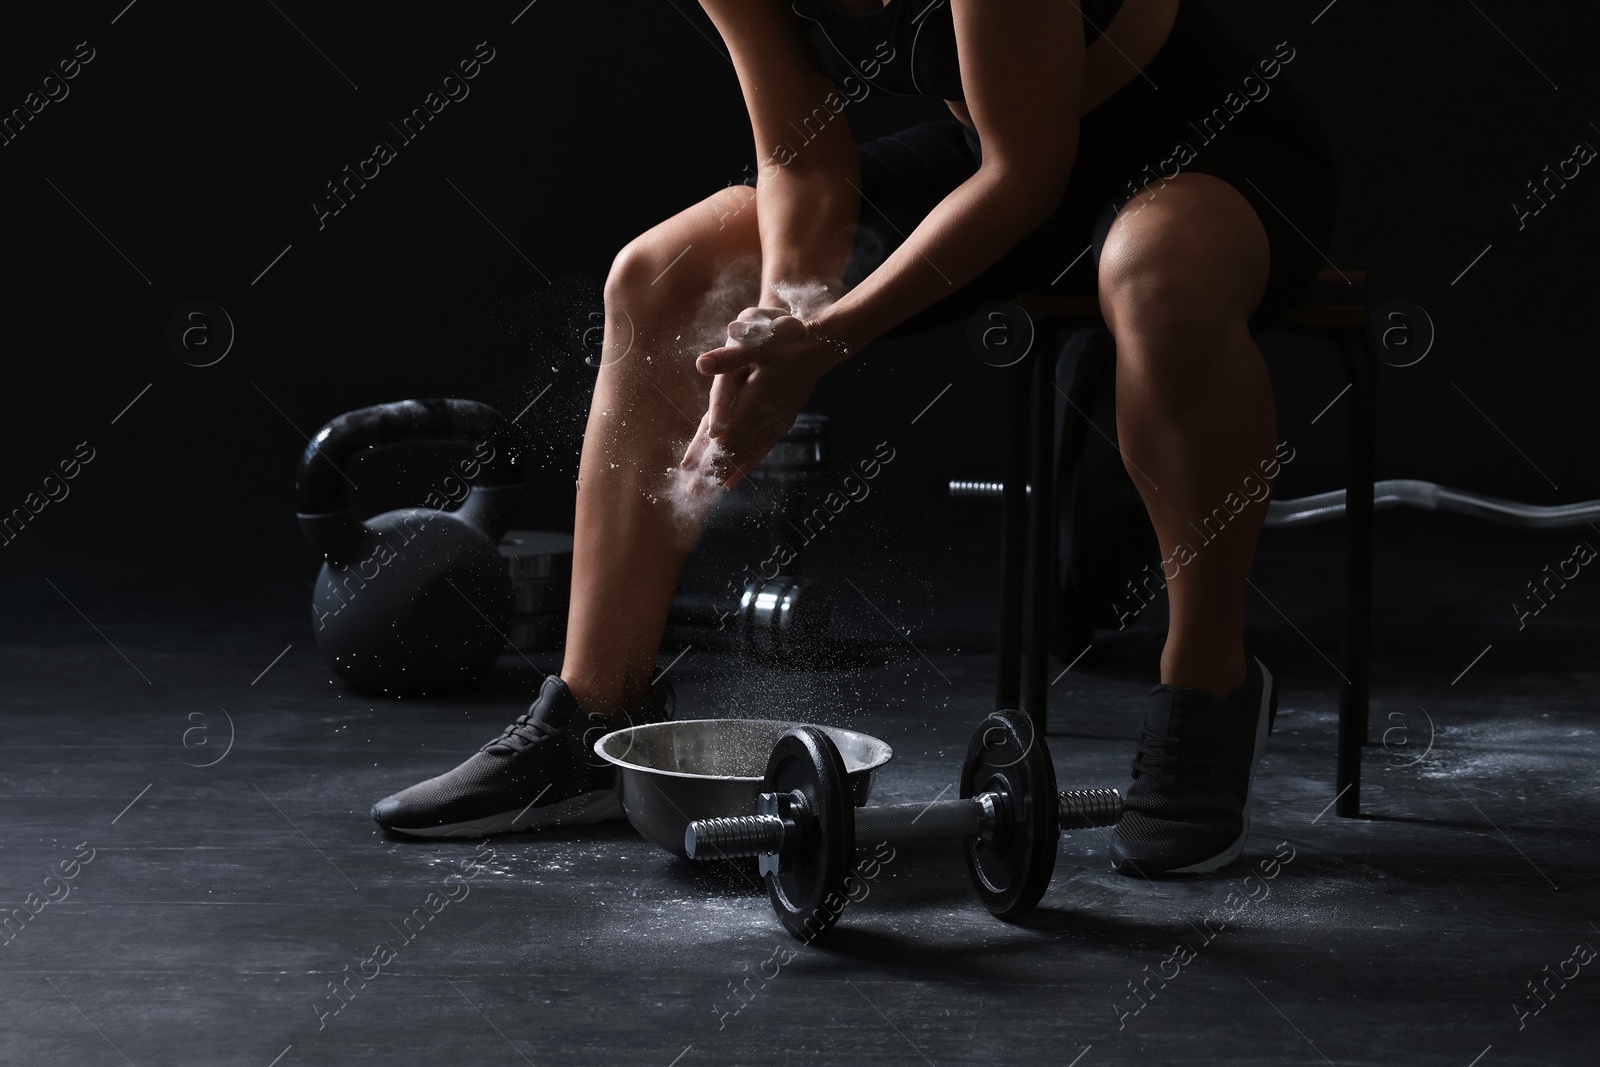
left=751, top=158, right=862, bottom=311
left=807, top=161, right=1070, bottom=359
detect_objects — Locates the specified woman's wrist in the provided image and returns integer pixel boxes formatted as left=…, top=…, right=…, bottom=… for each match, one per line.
left=804, top=300, right=880, bottom=368
left=804, top=320, right=855, bottom=367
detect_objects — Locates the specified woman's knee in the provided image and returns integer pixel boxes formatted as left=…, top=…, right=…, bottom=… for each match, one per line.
left=1097, top=175, right=1269, bottom=355
left=603, top=233, right=679, bottom=315
left=606, top=238, right=761, bottom=368
left=605, top=186, right=761, bottom=316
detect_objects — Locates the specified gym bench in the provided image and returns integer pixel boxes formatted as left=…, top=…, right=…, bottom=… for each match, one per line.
left=997, top=268, right=1374, bottom=818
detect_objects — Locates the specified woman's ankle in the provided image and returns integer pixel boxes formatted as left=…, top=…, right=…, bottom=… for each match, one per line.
left=561, top=672, right=658, bottom=723
left=1158, top=645, right=1247, bottom=699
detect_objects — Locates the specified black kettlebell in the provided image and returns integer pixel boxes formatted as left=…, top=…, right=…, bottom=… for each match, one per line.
left=295, top=398, right=524, bottom=696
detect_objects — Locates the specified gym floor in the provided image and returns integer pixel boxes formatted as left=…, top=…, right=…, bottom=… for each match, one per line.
left=3, top=503, right=1595, bottom=1067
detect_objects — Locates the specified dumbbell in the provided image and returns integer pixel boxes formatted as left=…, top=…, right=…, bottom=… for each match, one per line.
left=668, top=576, right=832, bottom=667
left=684, top=708, right=1123, bottom=940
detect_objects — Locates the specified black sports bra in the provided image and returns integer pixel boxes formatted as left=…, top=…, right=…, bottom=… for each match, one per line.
left=790, top=0, right=1127, bottom=101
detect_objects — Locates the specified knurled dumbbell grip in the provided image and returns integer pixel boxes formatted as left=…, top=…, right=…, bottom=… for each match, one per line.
left=856, top=800, right=983, bottom=841
left=684, top=787, right=1124, bottom=859
left=858, top=787, right=1122, bottom=840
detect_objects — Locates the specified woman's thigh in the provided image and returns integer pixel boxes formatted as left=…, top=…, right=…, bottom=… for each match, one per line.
left=775, top=0, right=1340, bottom=342
left=1011, top=127, right=1337, bottom=336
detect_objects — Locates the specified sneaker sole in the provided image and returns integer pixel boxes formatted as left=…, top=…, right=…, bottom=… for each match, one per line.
left=378, top=788, right=625, bottom=839
left=1156, top=656, right=1276, bottom=875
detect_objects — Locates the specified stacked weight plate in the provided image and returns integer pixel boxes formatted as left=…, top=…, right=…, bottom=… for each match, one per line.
left=680, top=412, right=830, bottom=590
left=746, top=411, right=829, bottom=493
left=499, top=530, right=574, bottom=652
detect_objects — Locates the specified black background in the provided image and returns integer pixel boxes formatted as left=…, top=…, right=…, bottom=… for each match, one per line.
left=1, top=11, right=1597, bottom=1062
left=1, top=0, right=1596, bottom=566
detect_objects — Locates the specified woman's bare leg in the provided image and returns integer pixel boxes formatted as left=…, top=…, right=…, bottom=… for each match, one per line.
left=559, top=183, right=766, bottom=719
left=1097, top=173, right=1276, bottom=699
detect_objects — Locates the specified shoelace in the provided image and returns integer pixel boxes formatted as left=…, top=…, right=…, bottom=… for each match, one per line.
left=482, top=712, right=562, bottom=755
left=1131, top=722, right=1223, bottom=789
left=483, top=681, right=676, bottom=757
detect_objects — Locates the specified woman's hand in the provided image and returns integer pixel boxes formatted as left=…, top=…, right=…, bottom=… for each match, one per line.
left=678, top=305, right=836, bottom=490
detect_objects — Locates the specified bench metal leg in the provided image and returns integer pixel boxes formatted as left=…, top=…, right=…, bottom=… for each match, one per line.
left=1024, top=344, right=1057, bottom=733
left=1005, top=304, right=1376, bottom=816
left=1336, top=324, right=1377, bottom=817
left=996, top=356, right=1032, bottom=712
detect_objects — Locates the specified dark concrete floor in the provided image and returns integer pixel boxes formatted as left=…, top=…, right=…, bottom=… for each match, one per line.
left=2, top=508, right=1596, bottom=1066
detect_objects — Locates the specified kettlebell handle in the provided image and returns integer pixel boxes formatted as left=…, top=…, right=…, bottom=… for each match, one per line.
left=296, top=398, right=523, bottom=562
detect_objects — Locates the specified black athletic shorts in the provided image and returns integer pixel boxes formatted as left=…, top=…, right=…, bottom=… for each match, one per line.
left=744, top=0, right=1339, bottom=339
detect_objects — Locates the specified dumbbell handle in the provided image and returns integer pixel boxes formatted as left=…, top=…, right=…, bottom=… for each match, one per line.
left=686, top=787, right=1122, bottom=860
left=670, top=593, right=734, bottom=629
left=669, top=580, right=805, bottom=629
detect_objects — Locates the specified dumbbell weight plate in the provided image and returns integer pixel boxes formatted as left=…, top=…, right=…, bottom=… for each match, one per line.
left=763, top=726, right=854, bottom=942
left=960, top=708, right=1060, bottom=921
left=506, top=612, right=566, bottom=652
left=499, top=530, right=574, bottom=582
left=746, top=411, right=830, bottom=487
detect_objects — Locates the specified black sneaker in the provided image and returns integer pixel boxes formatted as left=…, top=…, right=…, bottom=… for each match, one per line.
left=1108, top=654, right=1276, bottom=876
left=371, top=675, right=675, bottom=839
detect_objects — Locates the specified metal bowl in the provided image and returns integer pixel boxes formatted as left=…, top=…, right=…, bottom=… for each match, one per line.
left=593, top=718, right=893, bottom=859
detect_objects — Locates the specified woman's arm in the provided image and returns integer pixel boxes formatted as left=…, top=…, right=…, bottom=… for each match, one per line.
left=806, top=0, right=1086, bottom=356
left=684, top=0, right=1086, bottom=487
left=698, top=0, right=862, bottom=309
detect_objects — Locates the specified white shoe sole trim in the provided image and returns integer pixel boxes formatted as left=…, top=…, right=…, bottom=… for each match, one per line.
left=386, top=788, right=626, bottom=839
